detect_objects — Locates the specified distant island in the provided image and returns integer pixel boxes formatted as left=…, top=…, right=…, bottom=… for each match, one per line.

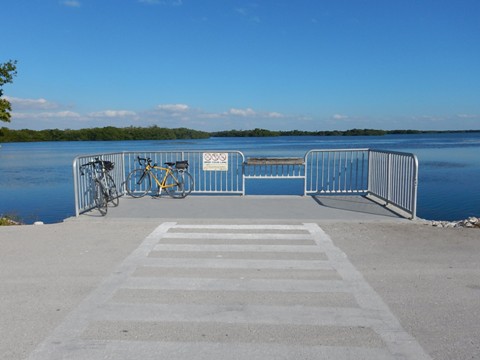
left=0, top=126, right=479, bottom=143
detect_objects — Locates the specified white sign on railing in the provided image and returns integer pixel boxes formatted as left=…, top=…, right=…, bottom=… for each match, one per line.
left=203, top=152, right=229, bottom=171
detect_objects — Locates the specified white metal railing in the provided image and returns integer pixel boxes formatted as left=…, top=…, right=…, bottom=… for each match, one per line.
left=73, top=152, right=125, bottom=216
left=73, top=148, right=418, bottom=219
left=368, top=149, right=418, bottom=219
left=304, top=149, right=369, bottom=194
left=304, top=149, right=418, bottom=218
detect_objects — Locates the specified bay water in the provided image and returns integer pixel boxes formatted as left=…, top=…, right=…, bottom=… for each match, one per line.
left=0, top=133, right=479, bottom=224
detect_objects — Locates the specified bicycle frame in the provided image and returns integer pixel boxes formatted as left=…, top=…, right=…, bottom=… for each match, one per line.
left=144, top=163, right=181, bottom=194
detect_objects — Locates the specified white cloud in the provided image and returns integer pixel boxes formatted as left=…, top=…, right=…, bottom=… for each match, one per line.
left=332, top=114, right=349, bottom=120
left=227, top=108, right=256, bottom=117
left=157, top=104, right=189, bottom=112
left=4, top=96, right=58, bottom=110
left=266, top=112, right=284, bottom=118
left=411, top=115, right=445, bottom=122
left=88, top=110, right=137, bottom=118
left=457, top=113, right=478, bottom=119
left=138, top=0, right=183, bottom=5
left=224, top=108, right=287, bottom=119
left=234, top=6, right=260, bottom=23
left=13, top=111, right=81, bottom=119
left=61, top=1, right=81, bottom=7
left=138, top=0, right=162, bottom=4
left=235, top=8, right=248, bottom=16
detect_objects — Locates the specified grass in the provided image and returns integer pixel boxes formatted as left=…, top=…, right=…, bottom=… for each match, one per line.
left=0, top=214, right=22, bottom=226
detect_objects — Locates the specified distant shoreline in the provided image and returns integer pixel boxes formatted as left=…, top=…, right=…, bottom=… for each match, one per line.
left=1, top=126, right=479, bottom=143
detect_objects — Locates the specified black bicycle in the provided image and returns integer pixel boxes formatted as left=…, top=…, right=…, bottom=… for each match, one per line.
left=80, top=158, right=119, bottom=215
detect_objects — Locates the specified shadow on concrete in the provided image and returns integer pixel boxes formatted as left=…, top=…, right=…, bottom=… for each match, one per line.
left=311, top=195, right=399, bottom=218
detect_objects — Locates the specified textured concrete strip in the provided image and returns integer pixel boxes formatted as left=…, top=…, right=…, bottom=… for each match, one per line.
left=172, top=224, right=308, bottom=230
left=141, top=257, right=333, bottom=269
left=132, top=266, right=340, bottom=280
left=149, top=250, right=327, bottom=260
left=153, top=244, right=322, bottom=252
left=82, top=321, right=384, bottom=347
left=162, top=232, right=312, bottom=240
left=304, top=223, right=433, bottom=360
left=41, top=341, right=396, bottom=360
left=121, top=277, right=350, bottom=293
left=111, top=289, right=358, bottom=307
left=159, top=237, right=316, bottom=245
left=93, top=303, right=383, bottom=328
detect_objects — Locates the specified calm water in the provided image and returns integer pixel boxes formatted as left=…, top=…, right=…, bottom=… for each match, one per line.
left=1, top=133, right=479, bottom=223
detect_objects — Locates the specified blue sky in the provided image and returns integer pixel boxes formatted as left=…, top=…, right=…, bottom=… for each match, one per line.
left=2, top=0, right=480, bottom=131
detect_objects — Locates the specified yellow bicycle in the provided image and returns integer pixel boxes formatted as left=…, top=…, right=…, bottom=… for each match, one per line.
left=126, top=156, right=194, bottom=198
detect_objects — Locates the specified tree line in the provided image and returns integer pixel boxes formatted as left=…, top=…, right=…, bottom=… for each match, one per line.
left=210, top=128, right=389, bottom=137
left=2, top=126, right=479, bottom=143
left=0, top=126, right=210, bottom=142
left=210, top=128, right=480, bottom=137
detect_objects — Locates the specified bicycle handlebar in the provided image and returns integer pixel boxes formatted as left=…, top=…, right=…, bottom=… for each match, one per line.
left=136, top=156, right=188, bottom=169
left=80, top=158, right=114, bottom=175
left=137, top=156, right=152, bottom=166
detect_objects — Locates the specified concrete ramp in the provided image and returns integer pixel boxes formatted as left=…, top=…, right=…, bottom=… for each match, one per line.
left=28, top=222, right=430, bottom=360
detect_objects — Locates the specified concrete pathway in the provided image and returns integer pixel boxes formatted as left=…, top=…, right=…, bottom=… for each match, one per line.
left=2, top=196, right=479, bottom=359
left=27, top=221, right=431, bottom=360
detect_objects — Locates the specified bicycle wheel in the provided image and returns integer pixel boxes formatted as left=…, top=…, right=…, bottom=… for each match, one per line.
left=94, top=180, right=108, bottom=215
left=164, top=170, right=194, bottom=198
left=106, top=174, right=119, bottom=206
left=126, top=169, right=152, bottom=198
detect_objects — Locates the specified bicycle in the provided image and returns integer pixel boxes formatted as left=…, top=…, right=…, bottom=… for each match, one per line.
left=80, top=158, right=119, bottom=215
left=126, top=156, right=194, bottom=199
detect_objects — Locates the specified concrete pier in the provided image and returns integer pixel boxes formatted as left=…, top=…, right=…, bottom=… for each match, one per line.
left=1, top=196, right=479, bottom=359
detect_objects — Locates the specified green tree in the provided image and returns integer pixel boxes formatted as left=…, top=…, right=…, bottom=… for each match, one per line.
left=0, top=60, right=18, bottom=122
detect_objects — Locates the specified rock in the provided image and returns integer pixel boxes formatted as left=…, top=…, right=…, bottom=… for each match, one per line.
left=427, top=216, right=479, bottom=229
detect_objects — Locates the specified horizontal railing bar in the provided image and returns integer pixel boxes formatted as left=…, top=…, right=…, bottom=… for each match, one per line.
left=246, top=157, right=304, bottom=165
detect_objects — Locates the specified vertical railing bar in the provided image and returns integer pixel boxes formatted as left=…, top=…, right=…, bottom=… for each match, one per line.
left=370, top=150, right=374, bottom=195
left=339, top=151, right=343, bottom=192
left=387, top=152, right=392, bottom=205
left=358, top=150, right=363, bottom=191
left=326, top=152, right=330, bottom=192
left=321, top=152, right=325, bottom=192
left=348, top=151, right=352, bottom=192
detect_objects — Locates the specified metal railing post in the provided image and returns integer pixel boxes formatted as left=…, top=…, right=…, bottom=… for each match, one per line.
left=411, top=155, right=419, bottom=219
left=387, top=152, right=392, bottom=206
left=72, top=158, right=80, bottom=217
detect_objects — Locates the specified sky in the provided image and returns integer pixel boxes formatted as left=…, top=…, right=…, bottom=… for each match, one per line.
left=2, top=0, right=480, bottom=132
